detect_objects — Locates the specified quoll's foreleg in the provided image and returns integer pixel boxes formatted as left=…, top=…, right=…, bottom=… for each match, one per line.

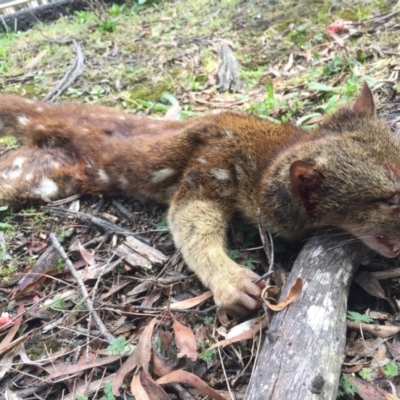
left=168, top=197, right=265, bottom=316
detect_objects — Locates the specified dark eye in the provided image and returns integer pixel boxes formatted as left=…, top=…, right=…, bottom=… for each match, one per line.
left=381, top=194, right=400, bottom=207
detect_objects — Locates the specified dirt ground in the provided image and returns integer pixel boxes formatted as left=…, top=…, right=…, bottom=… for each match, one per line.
left=1, top=0, right=400, bottom=399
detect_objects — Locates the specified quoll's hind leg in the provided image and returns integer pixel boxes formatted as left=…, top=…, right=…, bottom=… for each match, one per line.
left=0, top=95, right=54, bottom=142
left=0, top=146, right=80, bottom=205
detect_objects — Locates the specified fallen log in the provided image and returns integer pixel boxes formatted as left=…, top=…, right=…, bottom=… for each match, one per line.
left=247, top=232, right=369, bottom=399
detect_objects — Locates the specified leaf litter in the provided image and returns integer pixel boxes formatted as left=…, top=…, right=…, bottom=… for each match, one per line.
left=1, top=0, right=400, bottom=398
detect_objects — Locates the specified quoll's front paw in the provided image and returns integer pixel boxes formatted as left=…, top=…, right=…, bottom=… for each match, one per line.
left=211, top=266, right=265, bottom=317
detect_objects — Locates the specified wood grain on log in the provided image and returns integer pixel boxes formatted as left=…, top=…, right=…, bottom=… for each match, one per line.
left=247, top=232, right=369, bottom=400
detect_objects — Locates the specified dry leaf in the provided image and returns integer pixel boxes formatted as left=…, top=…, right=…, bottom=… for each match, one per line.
left=141, top=288, right=162, bottom=308
left=13, top=245, right=61, bottom=297
left=47, top=355, right=120, bottom=379
left=0, top=345, right=20, bottom=380
left=78, top=242, right=96, bottom=267
left=169, top=291, right=213, bottom=309
left=384, top=392, right=400, bottom=400
left=78, top=258, right=121, bottom=281
left=262, top=277, right=303, bottom=311
left=130, top=373, right=151, bottom=400
left=157, top=370, right=228, bottom=400
left=62, top=373, right=116, bottom=400
left=152, top=330, right=183, bottom=377
left=126, top=280, right=153, bottom=296
left=226, top=318, right=260, bottom=339
left=0, top=304, right=23, bottom=350
left=209, top=318, right=266, bottom=350
left=113, top=318, right=158, bottom=396
left=133, top=370, right=170, bottom=400
left=348, top=376, right=387, bottom=400
left=173, top=319, right=197, bottom=361
left=354, top=271, right=386, bottom=299
left=216, top=308, right=232, bottom=326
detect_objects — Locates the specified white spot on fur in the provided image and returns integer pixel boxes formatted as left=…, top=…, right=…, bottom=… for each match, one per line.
left=13, top=157, right=25, bottom=169
left=17, top=116, right=29, bottom=126
left=25, top=173, right=33, bottom=181
left=2, top=157, right=25, bottom=180
left=151, top=168, right=175, bottom=184
left=225, top=130, right=233, bottom=138
left=119, top=116, right=126, bottom=120
left=197, top=157, right=207, bottom=164
left=210, top=168, right=230, bottom=181
left=52, top=162, right=60, bottom=170
left=24, top=99, right=34, bottom=104
left=36, top=124, right=45, bottom=131
left=98, top=169, right=109, bottom=183
left=36, top=107, right=43, bottom=112
left=235, top=164, right=244, bottom=175
left=119, top=175, right=128, bottom=187
left=32, top=178, right=58, bottom=200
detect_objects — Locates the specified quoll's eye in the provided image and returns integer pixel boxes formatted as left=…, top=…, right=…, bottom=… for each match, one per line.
left=381, top=193, right=400, bottom=207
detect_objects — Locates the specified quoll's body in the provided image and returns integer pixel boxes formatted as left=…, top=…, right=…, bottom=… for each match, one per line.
left=1, top=84, right=400, bottom=315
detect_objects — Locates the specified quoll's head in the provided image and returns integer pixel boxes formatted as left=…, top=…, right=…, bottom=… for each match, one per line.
left=290, top=83, right=400, bottom=258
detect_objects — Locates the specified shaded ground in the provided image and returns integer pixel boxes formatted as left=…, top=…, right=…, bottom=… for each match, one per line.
left=1, top=0, right=400, bottom=399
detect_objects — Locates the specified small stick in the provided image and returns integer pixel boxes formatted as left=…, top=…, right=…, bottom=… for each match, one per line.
left=45, top=206, right=149, bottom=244
left=50, top=233, right=115, bottom=343
left=217, top=345, right=235, bottom=400
left=111, top=199, right=140, bottom=223
left=167, top=383, right=195, bottom=400
left=96, top=302, right=217, bottom=315
left=43, top=39, right=85, bottom=103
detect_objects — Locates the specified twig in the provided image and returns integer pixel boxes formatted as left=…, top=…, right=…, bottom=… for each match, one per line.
left=244, top=319, right=264, bottom=399
left=49, top=194, right=81, bottom=206
left=96, top=302, right=217, bottom=315
left=111, top=199, right=140, bottom=223
left=85, top=253, right=117, bottom=360
left=217, top=346, right=235, bottom=400
left=43, top=39, right=85, bottom=103
left=50, top=232, right=115, bottom=343
left=365, top=9, right=400, bottom=26
left=167, top=383, right=195, bottom=400
left=44, top=206, right=149, bottom=244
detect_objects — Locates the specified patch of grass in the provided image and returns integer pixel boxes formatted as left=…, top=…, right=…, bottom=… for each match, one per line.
left=347, top=311, right=373, bottom=324
left=382, top=362, right=399, bottom=377
left=48, top=294, right=66, bottom=311
left=199, top=339, right=216, bottom=364
left=338, top=375, right=357, bottom=397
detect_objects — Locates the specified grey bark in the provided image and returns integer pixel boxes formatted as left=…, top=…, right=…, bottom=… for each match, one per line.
left=247, top=232, right=369, bottom=400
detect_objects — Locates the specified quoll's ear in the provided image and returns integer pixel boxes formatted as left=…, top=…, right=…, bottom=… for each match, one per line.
left=290, top=160, right=324, bottom=219
left=352, top=82, right=375, bottom=116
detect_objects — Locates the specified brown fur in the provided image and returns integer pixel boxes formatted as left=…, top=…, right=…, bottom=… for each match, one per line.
left=1, top=84, right=399, bottom=315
